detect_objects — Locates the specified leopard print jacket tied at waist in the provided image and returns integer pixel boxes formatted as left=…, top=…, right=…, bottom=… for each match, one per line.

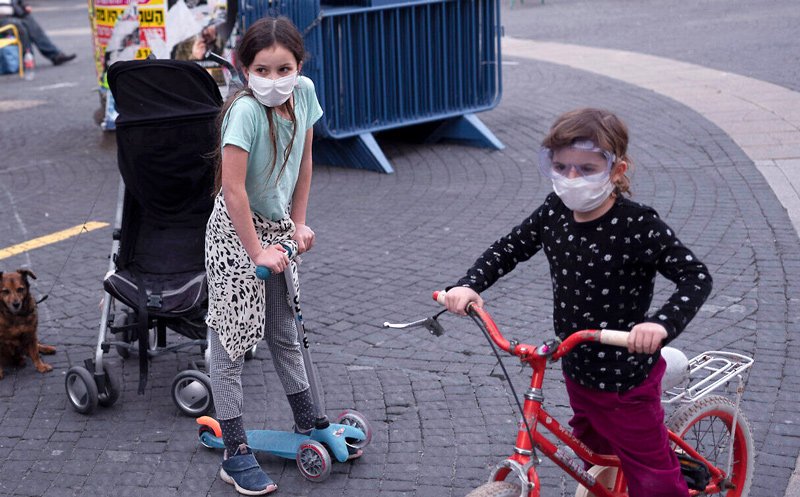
left=205, top=194, right=300, bottom=361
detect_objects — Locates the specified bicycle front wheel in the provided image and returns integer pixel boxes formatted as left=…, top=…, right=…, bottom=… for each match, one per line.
left=465, top=481, right=523, bottom=497
left=666, top=395, right=754, bottom=497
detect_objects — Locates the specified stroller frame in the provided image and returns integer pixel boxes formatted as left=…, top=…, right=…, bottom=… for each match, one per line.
left=65, top=59, right=224, bottom=416
left=65, top=180, right=211, bottom=416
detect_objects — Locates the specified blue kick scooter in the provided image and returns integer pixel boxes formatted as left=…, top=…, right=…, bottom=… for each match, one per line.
left=197, top=245, right=371, bottom=481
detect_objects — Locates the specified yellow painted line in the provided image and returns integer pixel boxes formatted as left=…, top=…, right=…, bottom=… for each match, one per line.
left=0, top=222, right=109, bottom=261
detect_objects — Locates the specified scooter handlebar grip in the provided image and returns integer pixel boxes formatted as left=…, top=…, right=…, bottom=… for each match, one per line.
left=599, top=329, right=630, bottom=348
left=255, top=243, right=295, bottom=280
left=433, top=290, right=446, bottom=306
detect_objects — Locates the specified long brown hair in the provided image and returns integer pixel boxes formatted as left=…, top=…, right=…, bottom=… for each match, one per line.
left=542, top=108, right=634, bottom=196
left=212, top=16, right=306, bottom=196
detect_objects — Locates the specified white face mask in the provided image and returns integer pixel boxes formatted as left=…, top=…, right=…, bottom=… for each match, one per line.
left=248, top=71, right=298, bottom=107
left=552, top=176, right=614, bottom=212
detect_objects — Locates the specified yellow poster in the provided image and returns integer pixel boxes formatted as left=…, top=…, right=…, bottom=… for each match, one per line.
left=88, top=0, right=227, bottom=86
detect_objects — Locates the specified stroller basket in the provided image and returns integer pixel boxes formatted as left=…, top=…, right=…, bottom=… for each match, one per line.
left=104, top=271, right=207, bottom=319
left=104, top=269, right=207, bottom=341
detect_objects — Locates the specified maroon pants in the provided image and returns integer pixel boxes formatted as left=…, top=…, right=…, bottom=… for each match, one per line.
left=564, top=358, right=689, bottom=497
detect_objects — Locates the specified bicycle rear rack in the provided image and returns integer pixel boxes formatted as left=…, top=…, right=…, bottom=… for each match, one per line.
left=662, top=351, right=754, bottom=404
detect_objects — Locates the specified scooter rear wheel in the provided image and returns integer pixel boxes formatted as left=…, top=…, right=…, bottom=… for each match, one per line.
left=296, top=439, right=331, bottom=482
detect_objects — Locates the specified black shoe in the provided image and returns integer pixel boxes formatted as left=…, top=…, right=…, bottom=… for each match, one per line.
left=52, top=53, right=76, bottom=66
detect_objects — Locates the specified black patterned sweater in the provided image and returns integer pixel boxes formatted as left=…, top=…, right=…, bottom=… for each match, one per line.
left=456, top=193, right=713, bottom=392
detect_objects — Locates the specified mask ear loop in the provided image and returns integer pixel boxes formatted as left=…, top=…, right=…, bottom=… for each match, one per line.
left=609, top=157, right=628, bottom=196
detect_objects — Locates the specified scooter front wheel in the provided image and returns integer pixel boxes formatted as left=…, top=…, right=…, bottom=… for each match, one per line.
left=335, top=409, right=372, bottom=450
left=296, top=439, right=331, bottom=482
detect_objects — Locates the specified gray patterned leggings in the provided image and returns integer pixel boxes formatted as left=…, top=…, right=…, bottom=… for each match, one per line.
left=209, top=274, right=310, bottom=421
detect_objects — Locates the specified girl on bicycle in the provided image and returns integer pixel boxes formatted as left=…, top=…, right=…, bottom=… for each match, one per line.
left=205, top=16, right=323, bottom=496
left=444, top=108, right=712, bottom=497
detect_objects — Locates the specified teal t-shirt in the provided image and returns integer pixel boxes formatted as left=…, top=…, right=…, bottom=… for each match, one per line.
left=221, top=76, right=323, bottom=221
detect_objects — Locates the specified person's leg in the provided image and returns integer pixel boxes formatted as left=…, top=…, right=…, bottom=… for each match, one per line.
left=209, top=329, right=247, bottom=451
left=567, top=360, right=689, bottom=497
left=17, top=14, right=74, bottom=64
left=263, top=274, right=315, bottom=431
left=209, top=329, right=276, bottom=495
left=565, top=375, right=615, bottom=468
left=0, top=18, right=31, bottom=53
left=17, top=14, right=60, bottom=60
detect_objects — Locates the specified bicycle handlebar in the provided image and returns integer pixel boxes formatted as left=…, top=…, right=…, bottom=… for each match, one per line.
left=432, top=290, right=630, bottom=360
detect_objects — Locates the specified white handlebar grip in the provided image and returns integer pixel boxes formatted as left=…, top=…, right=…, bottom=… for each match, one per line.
left=600, top=329, right=630, bottom=348
left=433, top=290, right=447, bottom=306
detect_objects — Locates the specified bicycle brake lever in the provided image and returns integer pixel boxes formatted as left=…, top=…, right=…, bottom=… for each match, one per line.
left=383, top=311, right=446, bottom=336
left=423, top=316, right=445, bottom=336
left=537, top=338, right=561, bottom=359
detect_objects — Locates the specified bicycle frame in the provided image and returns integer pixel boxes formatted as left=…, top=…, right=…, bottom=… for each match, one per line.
left=429, top=294, right=737, bottom=497
left=498, top=342, right=732, bottom=496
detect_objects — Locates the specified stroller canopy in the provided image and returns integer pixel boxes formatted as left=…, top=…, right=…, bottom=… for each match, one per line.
left=108, top=59, right=222, bottom=234
left=108, top=59, right=223, bottom=126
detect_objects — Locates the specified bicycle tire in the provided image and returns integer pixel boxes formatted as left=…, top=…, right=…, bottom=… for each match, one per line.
left=465, top=481, right=523, bottom=497
left=574, top=465, right=620, bottom=497
left=666, top=395, right=754, bottom=497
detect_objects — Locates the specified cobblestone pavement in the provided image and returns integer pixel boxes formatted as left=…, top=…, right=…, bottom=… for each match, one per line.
left=0, top=1, right=798, bottom=496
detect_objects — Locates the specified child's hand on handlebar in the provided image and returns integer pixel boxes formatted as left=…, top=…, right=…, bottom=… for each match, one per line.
left=254, top=244, right=289, bottom=274
left=627, top=322, right=668, bottom=354
left=292, top=224, right=315, bottom=254
left=444, top=287, right=484, bottom=315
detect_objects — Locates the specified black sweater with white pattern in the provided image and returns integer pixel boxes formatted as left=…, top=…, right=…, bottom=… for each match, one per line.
left=457, top=193, right=712, bottom=392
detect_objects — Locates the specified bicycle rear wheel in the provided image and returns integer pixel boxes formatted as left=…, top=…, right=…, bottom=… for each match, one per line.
left=666, top=395, right=754, bottom=497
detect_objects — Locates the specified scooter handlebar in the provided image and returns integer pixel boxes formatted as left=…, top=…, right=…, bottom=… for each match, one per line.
left=255, top=243, right=296, bottom=280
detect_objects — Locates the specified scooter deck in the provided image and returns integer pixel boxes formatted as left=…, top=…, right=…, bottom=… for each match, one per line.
left=199, top=423, right=366, bottom=463
left=200, top=429, right=307, bottom=460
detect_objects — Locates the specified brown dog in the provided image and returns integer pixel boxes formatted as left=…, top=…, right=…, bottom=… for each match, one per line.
left=0, top=269, right=55, bottom=379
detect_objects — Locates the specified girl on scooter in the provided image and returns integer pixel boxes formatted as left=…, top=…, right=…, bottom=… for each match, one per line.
left=443, top=108, right=713, bottom=497
left=205, top=16, right=322, bottom=495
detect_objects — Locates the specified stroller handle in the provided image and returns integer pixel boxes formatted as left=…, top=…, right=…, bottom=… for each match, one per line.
left=255, top=243, right=295, bottom=280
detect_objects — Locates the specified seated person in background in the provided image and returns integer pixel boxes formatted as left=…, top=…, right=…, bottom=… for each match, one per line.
left=0, top=0, right=76, bottom=65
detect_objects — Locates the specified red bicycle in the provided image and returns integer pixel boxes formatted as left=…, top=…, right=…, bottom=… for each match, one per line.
left=384, top=291, right=754, bottom=497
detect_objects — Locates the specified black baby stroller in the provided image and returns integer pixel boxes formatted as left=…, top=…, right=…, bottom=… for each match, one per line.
left=64, top=59, right=222, bottom=416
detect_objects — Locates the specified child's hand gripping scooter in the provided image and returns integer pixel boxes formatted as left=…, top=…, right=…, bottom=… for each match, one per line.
left=196, top=244, right=372, bottom=481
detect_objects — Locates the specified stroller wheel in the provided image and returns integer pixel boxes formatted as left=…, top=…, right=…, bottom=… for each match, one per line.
left=335, top=409, right=373, bottom=450
left=296, top=440, right=331, bottom=482
left=97, top=363, right=121, bottom=408
left=171, top=370, right=213, bottom=417
left=65, top=366, right=99, bottom=415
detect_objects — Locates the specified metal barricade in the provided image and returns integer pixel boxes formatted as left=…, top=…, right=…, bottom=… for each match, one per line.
left=240, top=0, right=503, bottom=173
